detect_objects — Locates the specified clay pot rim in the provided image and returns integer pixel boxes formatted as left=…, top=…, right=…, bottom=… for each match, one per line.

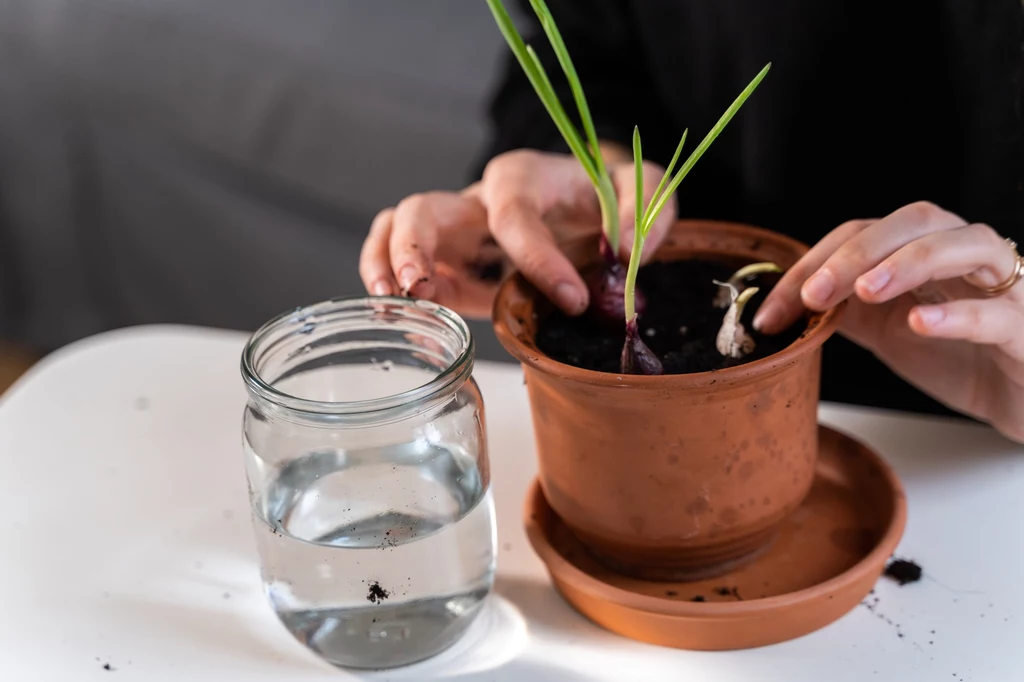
left=492, top=219, right=845, bottom=387
left=523, top=426, right=908, bottom=616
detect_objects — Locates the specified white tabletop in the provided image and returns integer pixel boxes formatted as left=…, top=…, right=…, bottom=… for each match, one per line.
left=0, top=325, right=1021, bottom=681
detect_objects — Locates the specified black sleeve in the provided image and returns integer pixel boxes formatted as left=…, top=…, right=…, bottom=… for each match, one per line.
left=941, top=0, right=1024, bottom=242
left=470, top=0, right=651, bottom=178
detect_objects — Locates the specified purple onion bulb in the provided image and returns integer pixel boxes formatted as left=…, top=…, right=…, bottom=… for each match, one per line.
left=586, top=235, right=646, bottom=325
left=620, top=318, right=663, bottom=375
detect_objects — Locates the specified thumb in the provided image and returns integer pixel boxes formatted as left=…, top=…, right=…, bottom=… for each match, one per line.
left=611, top=161, right=678, bottom=265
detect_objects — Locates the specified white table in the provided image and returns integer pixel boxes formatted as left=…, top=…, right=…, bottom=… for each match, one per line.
left=1, top=325, right=1021, bottom=681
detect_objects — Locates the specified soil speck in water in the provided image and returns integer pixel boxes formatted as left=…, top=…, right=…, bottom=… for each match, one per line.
left=367, top=581, right=390, bottom=604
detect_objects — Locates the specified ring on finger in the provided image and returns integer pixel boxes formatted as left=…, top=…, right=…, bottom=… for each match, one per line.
left=963, top=238, right=1024, bottom=297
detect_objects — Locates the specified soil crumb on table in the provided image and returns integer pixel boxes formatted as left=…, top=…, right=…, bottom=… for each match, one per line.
left=884, top=558, right=923, bottom=586
left=860, top=593, right=907, bottom=640
left=367, top=581, right=390, bottom=604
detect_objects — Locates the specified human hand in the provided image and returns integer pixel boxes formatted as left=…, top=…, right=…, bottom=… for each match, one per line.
left=755, top=201, right=1024, bottom=443
left=359, top=146, right=677, bottom=319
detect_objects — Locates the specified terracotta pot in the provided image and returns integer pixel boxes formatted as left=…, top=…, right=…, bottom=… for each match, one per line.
left=492, top=220, right=845, bottom=581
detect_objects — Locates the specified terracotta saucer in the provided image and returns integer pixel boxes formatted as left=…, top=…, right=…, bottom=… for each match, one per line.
left=524, top=425, right=907, bottom=651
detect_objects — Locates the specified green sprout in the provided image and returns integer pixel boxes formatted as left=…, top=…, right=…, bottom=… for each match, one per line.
left=620, top=64, right=770, bottom=373
left=618, top=65, right=771, bottom=373
left=624, top=63, right=772, bottom=313
left=484, top=0, right=773, bottom=372
left=713, top=262, right=783, bottom=308
left=485, top=0, right=620, bottom=253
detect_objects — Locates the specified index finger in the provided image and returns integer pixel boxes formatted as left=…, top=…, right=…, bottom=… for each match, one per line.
left=800, top=202, right=966, bottom=312
left=359, top=208, right=399, bottom=296
left=486, top=195, right=590, bottom=315
left=480, top=157, right=592, bottom=316
left=754, top=219, right=874, bottom=334
left=389, top=191, right=487, bottom=299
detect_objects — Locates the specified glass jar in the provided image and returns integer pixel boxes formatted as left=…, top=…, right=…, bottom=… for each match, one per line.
left=240, top=296, right=496, bottom=670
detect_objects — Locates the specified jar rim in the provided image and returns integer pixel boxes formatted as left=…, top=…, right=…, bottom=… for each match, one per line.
left=240, top=296, right=475, bottom=416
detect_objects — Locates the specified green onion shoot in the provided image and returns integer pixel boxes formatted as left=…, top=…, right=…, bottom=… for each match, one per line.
left=620, top=64, right=772, bottom=374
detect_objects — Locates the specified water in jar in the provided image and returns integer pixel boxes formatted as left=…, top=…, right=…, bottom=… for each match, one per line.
left=248, top=439, right=496, bottom=669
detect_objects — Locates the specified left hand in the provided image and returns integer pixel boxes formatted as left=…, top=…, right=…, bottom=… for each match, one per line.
left=754, top=201, right=1024, bottom=443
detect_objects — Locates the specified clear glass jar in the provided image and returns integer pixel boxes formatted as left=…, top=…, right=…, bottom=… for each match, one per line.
left=240, top=296, right=496, bottom=670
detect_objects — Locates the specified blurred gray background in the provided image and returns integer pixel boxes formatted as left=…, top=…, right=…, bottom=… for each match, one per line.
left=0, top=0, right=517, bottom=360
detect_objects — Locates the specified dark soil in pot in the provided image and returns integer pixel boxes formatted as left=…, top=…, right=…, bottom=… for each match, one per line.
left=536, top=259, right=807, bottom=374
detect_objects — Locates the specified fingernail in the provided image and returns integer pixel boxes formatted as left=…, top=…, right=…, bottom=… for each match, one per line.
left=802, top=270, right=835, bottom=306
left=753, top=302, right=778, bottom=333
left=397, top=265, right=418, bottom=290
left=553, top=282, right=587, bottom=315
left=371, top=281, right=392, bottom=296
left=915, top=306, right=945, bottom=327
left=857, top=267, right=891, bottom=295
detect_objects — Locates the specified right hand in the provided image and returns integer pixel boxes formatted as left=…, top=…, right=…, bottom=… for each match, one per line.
left=359, top=147, right=677, bottom=320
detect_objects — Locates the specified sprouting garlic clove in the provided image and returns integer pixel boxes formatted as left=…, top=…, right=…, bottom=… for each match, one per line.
left=716, top=311, right=756, bottom=358
left=713, top=262, right=783, bottom=308
left=714, top=283, right=759, bottom=359
left=713, top=285, right=735, bottom=309
left=713, top=279, right=739, bottom=305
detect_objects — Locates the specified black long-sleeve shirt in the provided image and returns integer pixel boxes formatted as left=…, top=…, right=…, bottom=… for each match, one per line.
left=475, top=0, right=1024, bottom=418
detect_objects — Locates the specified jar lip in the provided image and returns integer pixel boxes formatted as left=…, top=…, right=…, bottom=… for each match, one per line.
left=240, top=296, right=475, bottom=416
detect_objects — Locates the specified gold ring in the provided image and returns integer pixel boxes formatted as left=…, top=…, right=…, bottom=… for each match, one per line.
left=965, top=238, right=1024, bottom=297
